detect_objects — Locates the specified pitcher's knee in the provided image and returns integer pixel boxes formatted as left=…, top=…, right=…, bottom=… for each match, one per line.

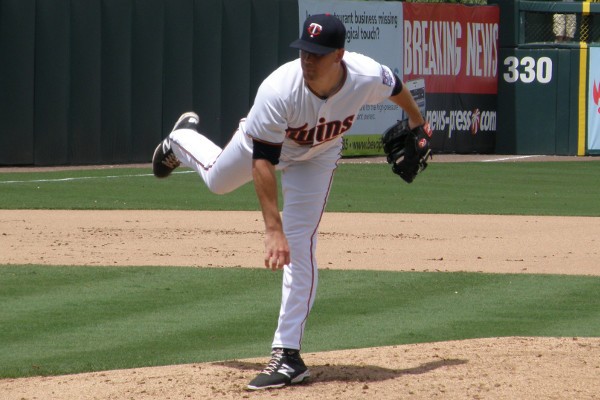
left=205, top=180, right=236, bottom=195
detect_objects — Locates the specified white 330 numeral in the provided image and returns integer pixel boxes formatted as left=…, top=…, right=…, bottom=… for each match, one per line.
left=503, top=56, right=553, bottom=84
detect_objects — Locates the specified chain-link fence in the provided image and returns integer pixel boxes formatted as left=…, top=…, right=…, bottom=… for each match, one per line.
left=522, top=1, right=600, bottom=43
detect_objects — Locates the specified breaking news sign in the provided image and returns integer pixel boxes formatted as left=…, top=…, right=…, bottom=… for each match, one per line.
left=402, top=3, right=500, bottom=154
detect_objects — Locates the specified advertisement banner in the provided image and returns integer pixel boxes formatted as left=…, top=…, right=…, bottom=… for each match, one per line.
left=403, top=3, right=499, bottom=153
left=402, top=3, right=499, bottom=94
left=299, top=0, right=404, bottom=156
left=589, top=47, right=600, bottom=153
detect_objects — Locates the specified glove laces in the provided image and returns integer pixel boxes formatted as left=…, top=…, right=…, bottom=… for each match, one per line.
left=162, top=153, right=180, bottom=169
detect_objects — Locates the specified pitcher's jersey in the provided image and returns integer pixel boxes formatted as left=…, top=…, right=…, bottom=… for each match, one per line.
left=241, top=51, right=397, bottom=161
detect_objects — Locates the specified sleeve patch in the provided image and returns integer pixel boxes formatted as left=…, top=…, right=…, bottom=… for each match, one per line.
left=381, top=66, right=394, bottom=88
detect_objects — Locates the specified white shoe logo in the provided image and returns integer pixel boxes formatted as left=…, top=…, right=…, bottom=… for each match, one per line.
left=277, top=363, right=296, bottom=378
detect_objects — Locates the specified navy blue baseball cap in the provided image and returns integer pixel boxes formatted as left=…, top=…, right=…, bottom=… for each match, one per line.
left=290, top=14, right=346, bottom=55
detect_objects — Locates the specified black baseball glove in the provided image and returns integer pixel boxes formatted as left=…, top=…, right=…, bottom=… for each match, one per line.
left=382, top=119, right=433, bottom=183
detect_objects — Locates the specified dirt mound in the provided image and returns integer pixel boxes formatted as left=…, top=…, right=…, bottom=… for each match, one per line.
left=2, top=337, right=599, bottom=400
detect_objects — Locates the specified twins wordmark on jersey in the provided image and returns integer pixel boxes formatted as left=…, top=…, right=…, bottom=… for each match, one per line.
left=285, top=115, right=355, bottom=146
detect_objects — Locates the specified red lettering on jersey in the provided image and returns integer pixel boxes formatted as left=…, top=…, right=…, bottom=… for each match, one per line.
left=314, top=118, right=328, bottom=142
left=340, top=115, right=355, bottom=134
left=320, top=120, right=342, bottom=142
left=285, top=123, right=311, bottom=145
left=285, top=115, right=355, bottom=146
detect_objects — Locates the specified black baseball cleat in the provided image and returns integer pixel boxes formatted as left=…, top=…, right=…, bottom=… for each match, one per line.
left=247, top=348, right=310, bottom=390
left=152, top=112, right=200, bottom=178
left=171, top=111, right=200, bottom=132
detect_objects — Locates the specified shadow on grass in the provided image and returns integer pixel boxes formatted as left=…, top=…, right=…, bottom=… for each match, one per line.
left=215, top=358, right=467, bottom=384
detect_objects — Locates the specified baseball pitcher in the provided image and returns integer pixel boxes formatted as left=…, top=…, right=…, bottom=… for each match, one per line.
left=152, top=13, right=431, bottom=390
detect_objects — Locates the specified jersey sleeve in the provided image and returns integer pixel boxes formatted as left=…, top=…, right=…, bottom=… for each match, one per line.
left=345, top=52, right=397, bottom=105
left=380, top=65, right=398, bottom=97
left=243, top=80, right=288, bottom=144
left=365, top=64, right=396, bottom=104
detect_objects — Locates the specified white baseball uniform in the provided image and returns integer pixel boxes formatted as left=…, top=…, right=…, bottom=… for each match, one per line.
left=169, top=51, right=397, bottom=350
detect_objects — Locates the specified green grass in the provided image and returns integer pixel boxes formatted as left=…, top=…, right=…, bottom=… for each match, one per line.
left=1, top=162, right=600, bottom=215
left=0, top=169, right=260, bottom=211
left=328, top=162, right=600, bottom=215
left=0, top=266, right=280, bottom=378
left=1, top=265, right=598, bottom=378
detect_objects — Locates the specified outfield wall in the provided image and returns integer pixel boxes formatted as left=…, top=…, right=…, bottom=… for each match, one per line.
left=493, top=0, right=600, bottom=156
left=0, top=0, right=299, bottom=166
left=0, top=0, right=597, bottom=166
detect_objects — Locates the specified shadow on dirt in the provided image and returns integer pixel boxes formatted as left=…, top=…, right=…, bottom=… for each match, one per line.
left=215, top=358, right=467, bottom=384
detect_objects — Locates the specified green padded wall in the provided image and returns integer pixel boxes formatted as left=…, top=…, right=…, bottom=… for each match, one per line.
left=0, top=0, right=299, bottom=166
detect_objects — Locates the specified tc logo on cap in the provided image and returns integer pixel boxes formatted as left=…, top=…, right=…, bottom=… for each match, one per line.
left=307, top=23, right=323, bottom=37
